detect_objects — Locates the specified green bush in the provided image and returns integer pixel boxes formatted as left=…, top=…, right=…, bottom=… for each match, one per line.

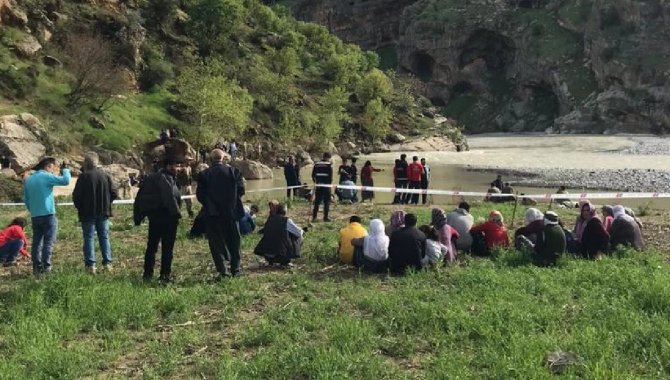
left=0, top=66, right=38, bottom=99
left=139, top=59, right=174, bottom=90
left=0, top=176, right=23, bottom=202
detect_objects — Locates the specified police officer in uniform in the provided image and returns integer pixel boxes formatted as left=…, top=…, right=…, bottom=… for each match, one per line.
left=311, top=152, right=333, bottom=222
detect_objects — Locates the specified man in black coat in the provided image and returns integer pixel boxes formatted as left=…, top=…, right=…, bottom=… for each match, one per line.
left=133, top=157, right=182, bottom=282
left=197, top=149, right=246, bottom=279
left=72, top=152, right=118, bottom=274
left=388, top=213, right=426, bottom=275
left=311, top=152, right=333, bottom=222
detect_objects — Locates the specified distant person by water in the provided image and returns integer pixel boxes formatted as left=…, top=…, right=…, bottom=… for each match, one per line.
left=493, top=174, right=503, bottom=191
left=485, top=182, right=502, bottom=202
left=420, top=158, right=430, bottom=205
left=407, top=156, right=424, bottom=205
left=284, top=156, right=300, bottom=200
left=360, top=160, right=382, bottom=202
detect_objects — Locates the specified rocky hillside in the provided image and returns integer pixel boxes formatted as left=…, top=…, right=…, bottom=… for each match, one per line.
left=282, top=0, right=670, bottom=134
left=0, top=0, right=465, bottom=174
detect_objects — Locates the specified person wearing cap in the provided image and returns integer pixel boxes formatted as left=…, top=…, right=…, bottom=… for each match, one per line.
left=72, top=152, right=118, bottom=274
left=533, top=211, right=566, bottom=267
left=133, top=156, right=182, bottom=282
left=311, top=152, right=333, bottom=222
left=469, top=210, right=510, bottom=255
left=24, top=156, right=71, bottom=276
left=197, top=149, right=246, bottom=279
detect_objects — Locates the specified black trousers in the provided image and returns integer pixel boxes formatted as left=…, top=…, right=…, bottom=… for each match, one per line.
left=409, top=181, right=421, bottom=205
left=286, top=181, right=299, bottom=199
left=421, top=179, right=429, bottom=204
left=144, top=216, right=179, bottom=278
left=205, top=216, right=241, bottom=275
left=393, top=180, right=409, bottom=204
left=312, top=186, right=331, bottom=220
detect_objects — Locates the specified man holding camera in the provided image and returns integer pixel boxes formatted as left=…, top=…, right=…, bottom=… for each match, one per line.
left=24, top=157, right=71, bottom=276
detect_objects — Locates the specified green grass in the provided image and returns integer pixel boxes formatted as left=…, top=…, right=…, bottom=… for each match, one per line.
left=0, top=200, right=668, bottom=379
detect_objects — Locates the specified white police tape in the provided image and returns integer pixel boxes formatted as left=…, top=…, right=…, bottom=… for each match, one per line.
left=315, top=184, right=670, bottom=200
left=1, top=184, right=667, bottom=208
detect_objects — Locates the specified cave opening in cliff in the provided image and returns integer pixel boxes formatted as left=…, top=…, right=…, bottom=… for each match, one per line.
left=523, top=82, right=560, bottom=128
left=410, top=51, right=435, bottom=82
left=459, top=29, right=515, bottom=72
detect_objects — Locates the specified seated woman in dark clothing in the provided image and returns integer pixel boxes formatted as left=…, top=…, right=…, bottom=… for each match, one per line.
left=575, top=201, right=609, bottom=259
left=609, top=205, right=644, bottom=250
left=533, top=211, right=566, bottom=267
left=254, top=203, right=304, bottom=266
left=388, top=213, right=426, bottom=275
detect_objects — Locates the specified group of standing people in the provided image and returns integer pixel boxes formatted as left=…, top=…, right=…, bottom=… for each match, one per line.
left=392, top=154, right=430, bottom=205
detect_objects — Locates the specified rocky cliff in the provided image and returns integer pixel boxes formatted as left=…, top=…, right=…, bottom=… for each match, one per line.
left=284, top=0, right=670, bottom=134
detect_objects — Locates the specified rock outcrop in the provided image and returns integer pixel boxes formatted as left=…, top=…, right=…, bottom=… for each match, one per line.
left=285, top=0, right=670, bottom=134
left=0, top=113, right=48, bottom=172
left=231, top=160, right=273, bottom=180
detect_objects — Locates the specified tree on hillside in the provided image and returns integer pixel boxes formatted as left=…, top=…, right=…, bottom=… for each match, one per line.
left=63, top=33, right=128, bottom=110
left=176, top=65, right=253, bottom=145
left=186, top=0, right=247, bottom=56
left=356, top=68, right=394, bottom=105
left=362, top=97, right=393, bottom=140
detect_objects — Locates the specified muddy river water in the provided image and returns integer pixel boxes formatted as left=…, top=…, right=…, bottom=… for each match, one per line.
left=246, top=134, right=670, bottom=209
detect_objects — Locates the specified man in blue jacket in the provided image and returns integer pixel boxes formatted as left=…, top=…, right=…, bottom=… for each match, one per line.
left=24, top=156, right=71, bottom=276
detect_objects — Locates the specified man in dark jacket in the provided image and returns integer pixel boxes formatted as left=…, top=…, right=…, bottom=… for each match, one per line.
left=72, top=152, right=118, bottom=274
left=197, top=149, right=246, bottom=279
left=388, top=213, right=426, bottom=275
left=133, top=157, right=182, bottom=282
left=284, top=156, right=300, bottom=200
left=311, top=152, right=333, bottom=222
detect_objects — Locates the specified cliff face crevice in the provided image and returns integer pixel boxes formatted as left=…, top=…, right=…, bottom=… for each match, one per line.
left=286, top=0, right=670, bottom=134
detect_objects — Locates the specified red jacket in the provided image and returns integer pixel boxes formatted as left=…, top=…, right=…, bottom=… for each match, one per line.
left=408, top=162, right=424, bottom=182
left=0, top=225, right=29, bottom=256
left=470, top=222, right=509, bottom=249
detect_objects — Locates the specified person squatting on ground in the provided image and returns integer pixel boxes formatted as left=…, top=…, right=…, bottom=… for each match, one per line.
left=420, top=158, right=430, bottom=205
left=447, top=202, right=474, bottom=252
left=134, top=157, right=182, bottom=282
left=574, top=201, right=609, bottom=259
left=197, top=149, right=246, bottom=279
left=532, top=211, right=566, bottom=267
left=470, top=210, right=510, bottom=256
left=407, top=156, right=424, bottom=205
left=284, top=156, right=300, bottom=200
left=0, top=218, right=30, bottom=267
left=514, top=208, right=544, bottom=250
left=72, top=152, right=118, bottom=274
left=24, top=156, right=71, bottom=276
left=338, top=216, right=368, bottom=265
left=351, top=219, right=389, bottom=273
left=312, top=152, right=333, bottom=222
left=430, top=208, right=460, bottom=263
left=609, top=205, right=645, bottom=251
left=388, top=213, right=426, bottom=275
left=336, top=179, right=358, bottom=203
left=418, top=225, right=448, bottom=267
left=254, top=203, right=304, bottom=267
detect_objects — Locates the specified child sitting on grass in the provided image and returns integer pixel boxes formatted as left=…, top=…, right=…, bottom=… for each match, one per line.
left=0, top=217, right=30, bottom=267
left=419, top=225, right=448, bottom=267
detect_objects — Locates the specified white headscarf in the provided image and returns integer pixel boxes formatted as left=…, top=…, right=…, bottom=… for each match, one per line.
left=612, top=205, right=635, bottom=223
left=524, top=208, right=544, bottom=224
left=364, top=219, right=389, bottom=261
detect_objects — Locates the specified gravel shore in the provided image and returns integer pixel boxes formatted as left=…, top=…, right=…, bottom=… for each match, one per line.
left=619, top=137, right=670, bottom=156
left=466, top=166, right=670, bottom=193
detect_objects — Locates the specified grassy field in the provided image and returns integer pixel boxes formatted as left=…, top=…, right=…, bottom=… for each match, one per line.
left=0, top=199, right=669, bottom=379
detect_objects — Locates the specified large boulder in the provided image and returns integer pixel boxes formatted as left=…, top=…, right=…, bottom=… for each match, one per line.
left=101, top=164, right=139, bottom=198
left=13, top=35, right=42, bottom=58
left=231, top=160, right=273, bottom=180
left=142, top=138, right=196, bottom=172
left=0, top=0, right=28, bottom=28
left=0, top=114, right=48, bottom=173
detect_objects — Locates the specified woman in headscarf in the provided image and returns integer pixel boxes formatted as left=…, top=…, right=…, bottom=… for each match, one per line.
left=352, top=219, right=389, bottom=273
left=386, top=210, right=406, bottom=237
left=575, top=201, right=609, bottom=259
left=609, top=205, right=644, bottom=250
left=470, top=210, right=509, bottom=255
left=514, top=208, right=545, bottom=249
left=360, top=160, right=383, bottom=202
left=601, top=205, right=614, bottom=231
left=431, top=208, right=459, bottom=263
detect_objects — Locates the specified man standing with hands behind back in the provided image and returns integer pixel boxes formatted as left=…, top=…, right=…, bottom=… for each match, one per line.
left=197, top=149, right=246, bottom=280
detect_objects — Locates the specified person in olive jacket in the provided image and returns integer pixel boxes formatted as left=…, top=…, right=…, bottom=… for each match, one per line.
left=133, top=157, right=182, bottom=282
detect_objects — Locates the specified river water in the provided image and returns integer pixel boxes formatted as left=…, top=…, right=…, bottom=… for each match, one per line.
left=246, top=134, right=670, bottom=208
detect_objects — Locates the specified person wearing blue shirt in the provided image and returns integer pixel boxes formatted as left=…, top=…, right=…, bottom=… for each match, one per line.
left=24, top=156, right=71, bottom=276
